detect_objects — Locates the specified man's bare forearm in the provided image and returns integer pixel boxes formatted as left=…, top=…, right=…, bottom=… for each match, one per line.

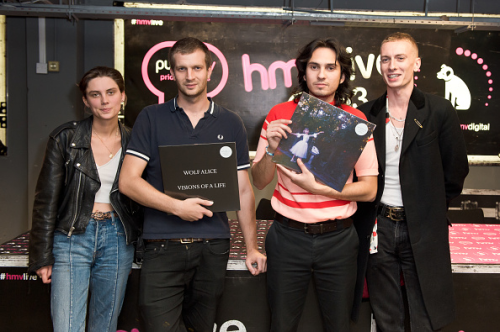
left=251, top=153, right=276, bottom=190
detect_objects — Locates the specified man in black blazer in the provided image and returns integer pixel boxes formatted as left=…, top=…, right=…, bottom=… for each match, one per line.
left=358, top=32, right=469, bottom=331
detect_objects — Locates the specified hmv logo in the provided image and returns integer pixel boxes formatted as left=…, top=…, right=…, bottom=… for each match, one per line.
left=241, top=54, right=296, bottom=91
left=240, top=51, right=382, bottom=92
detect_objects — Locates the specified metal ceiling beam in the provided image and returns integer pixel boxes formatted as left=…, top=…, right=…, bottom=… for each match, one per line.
left=0, top=3, right=499, bottom=30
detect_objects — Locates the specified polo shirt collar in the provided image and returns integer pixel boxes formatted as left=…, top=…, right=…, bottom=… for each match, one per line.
left=172, top=96, right=217, bottom=117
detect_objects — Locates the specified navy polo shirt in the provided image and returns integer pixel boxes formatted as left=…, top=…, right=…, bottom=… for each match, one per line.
left=126, top=97, right=250, bottom=240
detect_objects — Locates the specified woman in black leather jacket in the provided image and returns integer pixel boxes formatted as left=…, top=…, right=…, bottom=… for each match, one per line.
left=28, top=66, right=140, bottom=332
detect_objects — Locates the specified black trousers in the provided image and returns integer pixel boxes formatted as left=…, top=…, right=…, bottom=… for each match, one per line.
left=139, top=239, right=230, bottom=332
left=266, top=220, right=359, bottom=332
left=367, top=216, right=434, bottom=332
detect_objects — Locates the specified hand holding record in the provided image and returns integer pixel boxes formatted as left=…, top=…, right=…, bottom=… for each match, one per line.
left=277, top=158, right=330, bottom=196
left=172, top=197, right=214, bottom=221
left=265, top=119, right=292, bottom=153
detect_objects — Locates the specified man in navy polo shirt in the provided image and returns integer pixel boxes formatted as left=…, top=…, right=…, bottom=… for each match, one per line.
left=119, top=37, right=267, bottom=332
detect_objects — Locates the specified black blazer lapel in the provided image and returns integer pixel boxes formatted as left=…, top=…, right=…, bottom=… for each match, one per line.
left=367, top=94, right=388, bottom=176
left=401, top=88, right=429, bottom=155
left=373, top=108, right=387, bottom=175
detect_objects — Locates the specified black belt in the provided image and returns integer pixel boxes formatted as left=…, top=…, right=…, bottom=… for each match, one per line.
left=275, top=213, right=353, bottom=234
left=378, top=203, right=406, bottom=222
left=144, top=238, right=208, bottom=244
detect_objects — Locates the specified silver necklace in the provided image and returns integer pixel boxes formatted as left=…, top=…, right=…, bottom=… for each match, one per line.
left=389, top=120, right=404, bottom=152
left=388, top=110, right=406, bottom=123
left=386, top=97, right=405, bottom=151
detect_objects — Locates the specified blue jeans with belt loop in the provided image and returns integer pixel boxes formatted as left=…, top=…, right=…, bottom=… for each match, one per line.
left=50, top=213, right=134, bottom=332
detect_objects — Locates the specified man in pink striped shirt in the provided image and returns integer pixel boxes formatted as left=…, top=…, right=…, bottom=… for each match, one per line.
left=251, top=38, right=378, bottom=332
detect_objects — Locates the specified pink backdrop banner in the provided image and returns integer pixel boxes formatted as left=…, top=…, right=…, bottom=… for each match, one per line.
left=449, top=223, right=500, bottom=264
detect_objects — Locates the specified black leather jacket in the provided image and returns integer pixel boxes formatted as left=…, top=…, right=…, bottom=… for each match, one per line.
left=28, top=116, right=142, bottom=274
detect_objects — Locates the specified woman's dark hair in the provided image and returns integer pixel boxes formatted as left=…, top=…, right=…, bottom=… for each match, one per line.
left=294, top=38, right=353, bottom=105
left=78, top=66, right=125, bottom=97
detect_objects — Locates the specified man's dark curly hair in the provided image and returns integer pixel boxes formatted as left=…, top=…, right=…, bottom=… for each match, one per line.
left=294, top=38, right=353, bottom=105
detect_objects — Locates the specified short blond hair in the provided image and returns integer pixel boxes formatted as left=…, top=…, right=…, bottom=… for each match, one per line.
left=381, top=32, right=419, bottom=56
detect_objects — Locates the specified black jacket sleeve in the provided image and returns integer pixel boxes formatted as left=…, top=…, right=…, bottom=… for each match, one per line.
left=28, top=136, right=66, bottom=274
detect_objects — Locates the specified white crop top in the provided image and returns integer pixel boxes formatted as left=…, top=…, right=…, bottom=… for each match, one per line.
left=94, top=148, right=122, bottom=204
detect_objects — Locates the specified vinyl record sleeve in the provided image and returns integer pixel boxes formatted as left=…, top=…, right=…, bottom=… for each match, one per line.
left=272, top=93, right=376, bottom=192
left=159, top=142, right=240, bottom=212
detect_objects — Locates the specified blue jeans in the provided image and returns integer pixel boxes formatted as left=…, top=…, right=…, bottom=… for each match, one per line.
left=366, top=215, right=434, bottom=332
left=51, top=214, right=134, bottom=332
left=139, top=238, right=230, bottom=332
left=266, top=220, right=359, bottom=332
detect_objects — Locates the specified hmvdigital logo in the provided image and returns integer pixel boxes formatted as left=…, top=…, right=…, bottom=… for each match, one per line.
left=461, top=123, right=490, bottom=132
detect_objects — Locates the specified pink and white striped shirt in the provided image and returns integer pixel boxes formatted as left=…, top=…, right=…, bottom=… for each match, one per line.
left=253, top=100, right=378, bottom=223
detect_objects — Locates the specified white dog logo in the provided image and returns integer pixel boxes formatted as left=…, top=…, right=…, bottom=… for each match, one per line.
left=437, top=64, right=471, bottom=110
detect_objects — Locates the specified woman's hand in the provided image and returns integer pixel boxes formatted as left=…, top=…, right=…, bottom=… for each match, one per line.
left=37, top=265, right=53, bottom=284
